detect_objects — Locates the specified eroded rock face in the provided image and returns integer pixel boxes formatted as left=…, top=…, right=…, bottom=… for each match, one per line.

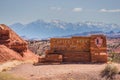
left=0, top=45, right=23, bottom=62
left=0, top=24, right=38, bottom=63
left=0, top=24, right=27, bottom=54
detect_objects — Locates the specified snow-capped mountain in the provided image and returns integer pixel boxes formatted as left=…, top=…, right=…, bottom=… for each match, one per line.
left=9, top=19, right=120, bottom=39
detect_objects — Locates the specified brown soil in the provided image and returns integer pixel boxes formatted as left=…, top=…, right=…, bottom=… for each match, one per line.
left=8, top=63, right=120, bottom=80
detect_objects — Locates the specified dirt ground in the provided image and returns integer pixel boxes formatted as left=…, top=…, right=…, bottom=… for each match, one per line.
left=8, top=63, right=120, bottom=80
left=7, top=63, right=120, bottom=80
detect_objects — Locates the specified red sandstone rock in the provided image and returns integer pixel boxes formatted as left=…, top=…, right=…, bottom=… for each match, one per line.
left=0, top=24, right=38, bottom=63
left=0, top=45, right=23, bottom=63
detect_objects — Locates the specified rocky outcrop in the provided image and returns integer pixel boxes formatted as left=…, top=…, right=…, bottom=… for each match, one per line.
left=0, top=24, right=27, bottom=53
left=0, top=24, right=38, bottom=63
left=0, top=45, right=22, bottom=62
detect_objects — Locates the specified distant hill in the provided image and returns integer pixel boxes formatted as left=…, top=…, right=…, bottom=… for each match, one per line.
left=9, top=19, right=120, bottom=40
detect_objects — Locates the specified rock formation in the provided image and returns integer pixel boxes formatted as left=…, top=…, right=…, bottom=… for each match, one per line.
left=0, top=24, right=38, bottom=63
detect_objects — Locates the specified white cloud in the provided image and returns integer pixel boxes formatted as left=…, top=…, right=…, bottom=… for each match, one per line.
left=73, top=8, right=82, bottom=12
left=50, top=7, right=61, bottom=11
left=100, top=9, right=120, bottom=12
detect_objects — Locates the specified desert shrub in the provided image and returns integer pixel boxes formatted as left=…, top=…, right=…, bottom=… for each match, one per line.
left=0, top=72, right=26, bottom=80
left=100, top=63, right=119, bottom=80
left=107, top=57, right=112, bottom=62
left=112, top=53, right=120, bottom=63
left=109, top=53, right=120, bottom=63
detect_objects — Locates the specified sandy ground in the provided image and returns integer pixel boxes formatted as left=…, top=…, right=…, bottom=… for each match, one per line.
left=7, top=63, right=120, bottom=80
left=0, top=60, right=24, bottom=72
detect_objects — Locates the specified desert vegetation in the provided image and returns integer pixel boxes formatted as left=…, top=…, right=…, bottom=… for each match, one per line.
left=108, top=52, right=120, bottom=63
left=107, top=38, right=120, bottom=53
left=27, top=40, right=50, bottom=55
left=101, top=63, right=120, bottom=80
left=0, top=72, right=26, bottom=80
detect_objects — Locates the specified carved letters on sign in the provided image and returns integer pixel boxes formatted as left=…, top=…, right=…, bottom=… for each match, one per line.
left=51, top=38, right=90, bottom=52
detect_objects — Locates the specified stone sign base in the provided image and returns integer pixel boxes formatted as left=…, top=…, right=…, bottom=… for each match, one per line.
left=39, top=35, right=107, bottom=63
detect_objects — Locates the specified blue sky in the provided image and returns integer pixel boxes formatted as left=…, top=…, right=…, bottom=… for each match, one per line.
left=0, top=0, right=120, bottom=25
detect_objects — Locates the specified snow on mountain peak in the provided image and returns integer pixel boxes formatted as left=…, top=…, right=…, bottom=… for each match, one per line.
left=9, top=19, right=120, bottom=39
left=51, top=19, right=61, bottom=24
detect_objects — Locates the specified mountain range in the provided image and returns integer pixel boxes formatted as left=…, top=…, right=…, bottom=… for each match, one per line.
left=9, top=19, right=120, bottom=40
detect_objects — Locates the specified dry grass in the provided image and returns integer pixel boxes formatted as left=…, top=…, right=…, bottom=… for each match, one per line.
left=100, top=63, right=120, bottom=80
left=111, top=53, right=120, bottom=63
left=0, top=72, right=26, bottom=80
left=0, top=60, right=24, bottom=72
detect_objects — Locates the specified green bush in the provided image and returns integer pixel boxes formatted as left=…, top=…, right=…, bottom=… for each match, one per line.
left=0, top=72, right=26, bottom=80
left=100, top=63, right=119, bottom=80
